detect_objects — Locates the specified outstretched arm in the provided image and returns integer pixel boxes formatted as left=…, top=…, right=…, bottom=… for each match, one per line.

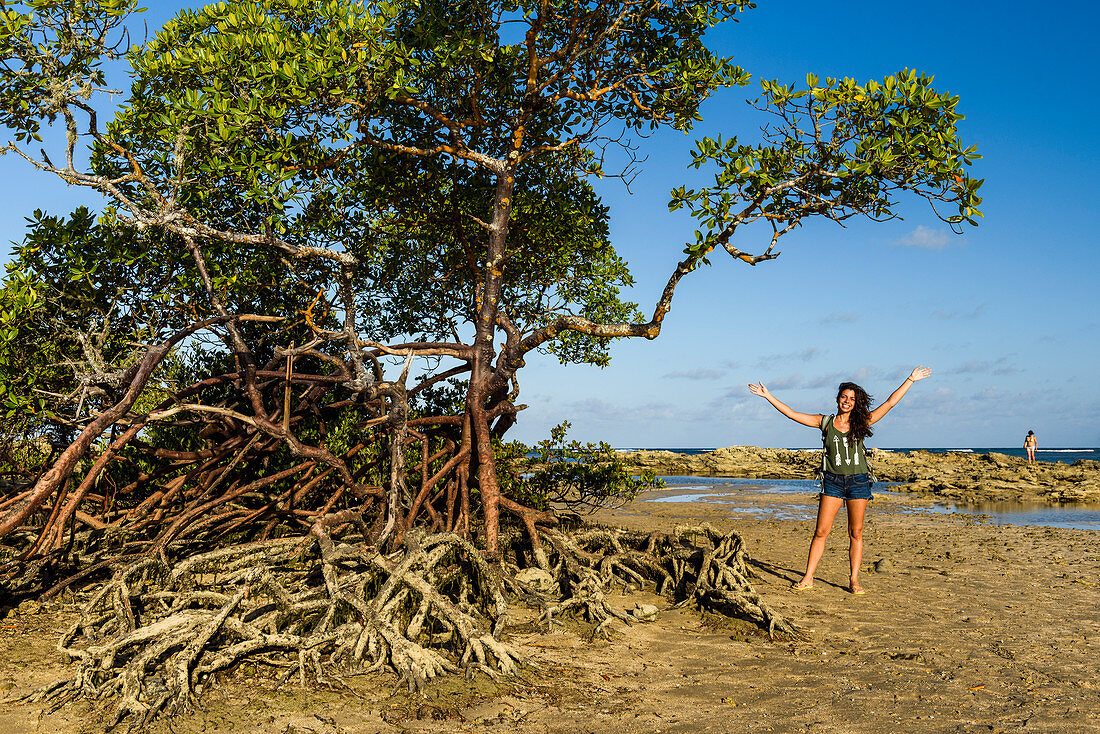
left=748, top=382, right=823, bottom=428
left=868, top=366, right=931, bottom=425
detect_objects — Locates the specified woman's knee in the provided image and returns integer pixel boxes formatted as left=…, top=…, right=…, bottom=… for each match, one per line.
left=847, top=525, right=863, bottom=541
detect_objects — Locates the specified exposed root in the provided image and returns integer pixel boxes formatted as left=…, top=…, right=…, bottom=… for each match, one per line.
left=23, top=520, right=794, bottom=730
left=530, top=522, right=797, bottom=638
left=25, top=524, right=519, bottom=729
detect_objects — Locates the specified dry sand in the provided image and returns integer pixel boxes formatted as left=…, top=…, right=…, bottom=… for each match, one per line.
left=2, top=483, right=1098, bottom=733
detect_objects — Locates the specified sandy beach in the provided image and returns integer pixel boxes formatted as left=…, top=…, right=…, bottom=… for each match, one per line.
left=2, top=469, right=1098, bottom=733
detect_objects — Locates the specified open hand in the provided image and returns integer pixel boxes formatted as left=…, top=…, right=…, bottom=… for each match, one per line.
left=748, top=382, right=771, bottom=398
left=909, top=366, right=932, bottom=382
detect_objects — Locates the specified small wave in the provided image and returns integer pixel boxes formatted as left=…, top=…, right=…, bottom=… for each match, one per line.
left=945, top=449, right=975, bottom=453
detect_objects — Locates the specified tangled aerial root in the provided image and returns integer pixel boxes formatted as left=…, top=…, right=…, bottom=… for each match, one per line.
left=528, top=522, right=797, bottom=639
left=21, top=520, right=794, bottom=730
left=24, top=524, right=519, bottom=730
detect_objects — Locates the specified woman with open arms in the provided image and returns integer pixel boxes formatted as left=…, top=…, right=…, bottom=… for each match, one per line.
left=748, top=367, right=931, bottom=594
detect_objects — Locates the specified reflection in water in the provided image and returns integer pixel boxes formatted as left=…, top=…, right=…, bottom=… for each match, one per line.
left=649, top=492, right=724, bottom=503
left=645, top=477, right=1100, bottom=531
left=646, top=493, right=815, bottom=521
left=658, top=476, right=817, bottom=493
left=927, top=502, right=1100, bottom=531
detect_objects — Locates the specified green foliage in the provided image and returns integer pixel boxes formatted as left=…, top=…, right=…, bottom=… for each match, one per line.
left=0, top=208, right=180, bottom=437
left=76, top=0, right=657, bottom=364
left=312, top=151, right=643, bottom=364
left=102, top=0, right=393, bottom=224
left=0, top=261, right=46, bottom=425
left=496, top=422, right=662, bottom=513
left=0, top=0, right=142, bottom=143
left=670, top=70, right=984, bottom=263
left=409, top=377, right=467, bottom=418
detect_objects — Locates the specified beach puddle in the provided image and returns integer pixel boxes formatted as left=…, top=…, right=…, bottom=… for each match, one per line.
left=924, top=501, right=1100, bottom=531
left=647, top=478, right=823, bottom=522
left=648, top=492, right=728, bottom=503
left=656, top=476, right=821, bottom=493
left=646, top=492, right=815, bottom=521
left=646, top=477, right=1100, bottom=531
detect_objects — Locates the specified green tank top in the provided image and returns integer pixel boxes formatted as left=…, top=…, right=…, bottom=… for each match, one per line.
left=822, top=417, right=869, bottom=475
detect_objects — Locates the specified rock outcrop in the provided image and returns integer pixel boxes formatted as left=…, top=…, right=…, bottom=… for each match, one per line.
left=617, top=447, right=1100, bottom=505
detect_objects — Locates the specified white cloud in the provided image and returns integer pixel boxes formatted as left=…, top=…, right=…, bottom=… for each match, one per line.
left=895, top=225, right=956, bottom=250
left=663, top=368, right=726, bottom=380
left=754, top=347, right=820, bottom=368
left=766, top=374, right=807, bottom=390
left=803, top=366, right=876, bottom=390
left=820, top=312, right=859, bottom=325
left=933, top=303, right=986, bottom=321
left=946, top=356, right=1020, bottom=377
left=555, top=398, right=683, bottom=425
left=706, top=390, right=757, bottom=411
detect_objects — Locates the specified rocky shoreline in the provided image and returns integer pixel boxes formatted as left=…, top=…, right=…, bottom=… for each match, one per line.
left=619, top=446, right=1100, bottom=505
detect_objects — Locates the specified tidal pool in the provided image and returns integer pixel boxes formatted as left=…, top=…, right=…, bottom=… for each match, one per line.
left=645, top=476, right=1100, bottom=531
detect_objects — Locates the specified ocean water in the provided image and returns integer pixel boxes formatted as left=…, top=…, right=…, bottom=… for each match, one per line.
left=618, top=447, right=1100, bottom=463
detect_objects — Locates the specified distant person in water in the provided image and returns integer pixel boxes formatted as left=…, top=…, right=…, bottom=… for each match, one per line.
left=748, top=367, right=931, bottom=594
left=1024, top=430, right=1038, bottom=464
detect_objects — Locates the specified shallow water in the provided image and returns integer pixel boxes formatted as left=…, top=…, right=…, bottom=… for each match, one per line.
left=924, top=502, right=1100, bottom=531
left=648, top=494, right=816, bottom=521
left=648, top=476, right=1100, bottom=531
left=657, top=476, right=820, bottom=493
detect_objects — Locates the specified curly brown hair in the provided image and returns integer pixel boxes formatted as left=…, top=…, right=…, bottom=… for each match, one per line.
left=837, top=382, right=875, bottom=442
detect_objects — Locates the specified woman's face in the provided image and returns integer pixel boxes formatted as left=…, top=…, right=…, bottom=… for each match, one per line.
left=837, top=389, right=857, bottom=414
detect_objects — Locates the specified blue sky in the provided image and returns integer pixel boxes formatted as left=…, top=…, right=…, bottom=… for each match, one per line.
left=2, top=1, right=1098, bottom=448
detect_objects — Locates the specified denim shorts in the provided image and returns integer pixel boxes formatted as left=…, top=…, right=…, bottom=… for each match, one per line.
left=821, top=471, right=873, bottom=501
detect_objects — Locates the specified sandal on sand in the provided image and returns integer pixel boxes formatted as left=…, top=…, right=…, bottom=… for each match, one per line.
left=848, top=586, right=866, bottom=595
left=791, top=582, right=814, bottom=591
